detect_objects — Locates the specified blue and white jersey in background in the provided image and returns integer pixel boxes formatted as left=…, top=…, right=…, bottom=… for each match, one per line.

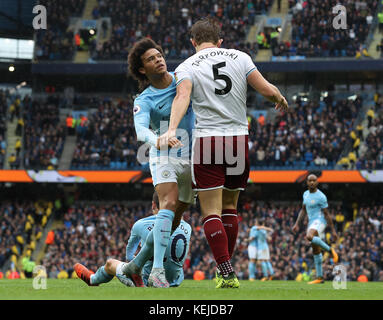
left=125, top=214, right=191, bottom=287
left=249, top=226, right=259, bottom=247
left=303, top=189, right=328, bottom=225
left=133, top=72, right=194, bottom=160
left=256, top=228, right=269, bottom=251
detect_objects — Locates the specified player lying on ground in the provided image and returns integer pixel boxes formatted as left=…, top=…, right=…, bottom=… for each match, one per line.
left=292, top=173, right=339, bottom=284
left=74, top=192, right=191, bottom=287
left=121, top=38, right=195, bottom=288
left=248, top=218, right=275, bottom=281
left=159, top=17, right=288, bottom=288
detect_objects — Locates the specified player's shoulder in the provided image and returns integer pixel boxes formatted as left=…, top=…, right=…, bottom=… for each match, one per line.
left=134, top=88, right=153, bottom=106
left=303, top=190, right=309, bottom=197
left=135, top=215, right=156, bottom=227
left=317, top=189, right=327, bottom=199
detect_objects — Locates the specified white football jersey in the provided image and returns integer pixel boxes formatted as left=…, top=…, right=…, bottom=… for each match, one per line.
left=175, top=47, right=257, bottom=137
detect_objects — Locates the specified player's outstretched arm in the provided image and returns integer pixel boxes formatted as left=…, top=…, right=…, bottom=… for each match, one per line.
left=323, top=208, right=338, bottom=242
left=159, top=79, right=192, bottom=148
left=247, top=69, right=288, bottom=112
left=292, top=205, right=307, bottom=233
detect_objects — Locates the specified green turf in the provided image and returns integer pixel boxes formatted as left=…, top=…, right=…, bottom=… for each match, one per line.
left=1, top=279, right=382, bottom=300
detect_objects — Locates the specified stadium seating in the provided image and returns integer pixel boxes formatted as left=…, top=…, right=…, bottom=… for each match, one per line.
left=70, top=96, right=140, bottom=170
left=89, top=0, right=271, bottom=60
left=23, top=96, right=66, bottom=170
left=34, top=201, right=383, bottom=281
left=0, top=201, right=54, bottom=272
left=0, top=90, right=8, bottom=168
left=271, top=0, right=377, bottom=59
left=34, top=0, right=86, bottom=61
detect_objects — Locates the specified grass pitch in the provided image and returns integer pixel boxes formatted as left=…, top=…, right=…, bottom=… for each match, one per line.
left=1, top=279, right=383, bottom=300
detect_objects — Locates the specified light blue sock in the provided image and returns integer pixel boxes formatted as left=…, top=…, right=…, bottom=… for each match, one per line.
left=314, top=253, right=323, bottom=278
left=312, top=236, right=330, bottom=252
left=248, top=262, right=256, bottom=279
left=90, top=266, right=113, bottom=285
left=153, top=209, right=175, bottom=269
left=267, top=261, right=274, bottom=276
left=261, top=261, right=268, bottom=277
left=133, top=231, right=154, bottom=269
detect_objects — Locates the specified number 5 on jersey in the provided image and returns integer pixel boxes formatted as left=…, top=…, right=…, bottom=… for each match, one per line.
left=212, top=62, right=232, bottom=95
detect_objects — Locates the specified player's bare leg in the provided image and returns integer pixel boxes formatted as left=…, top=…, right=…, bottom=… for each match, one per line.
left=172, top=200, right=189, bottom=231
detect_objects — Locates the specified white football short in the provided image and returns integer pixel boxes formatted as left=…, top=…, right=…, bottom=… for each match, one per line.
left=248, top=245, right=257, bottom=260
left=149, top=157, right=195, bottom=204
left=307, top=219, right=326, bottom=240
left=256, top=248, right=270, bottom=261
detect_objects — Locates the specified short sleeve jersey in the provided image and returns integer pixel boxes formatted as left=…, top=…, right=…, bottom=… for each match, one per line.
left=175, top=48, right=257, bottom=137
left=303, top=189, right=328, bottom=225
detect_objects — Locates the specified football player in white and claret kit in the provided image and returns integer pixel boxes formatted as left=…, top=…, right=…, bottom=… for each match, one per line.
left=160, top=18, right=289, bottom=288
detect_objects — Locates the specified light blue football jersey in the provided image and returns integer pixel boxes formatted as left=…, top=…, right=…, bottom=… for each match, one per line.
left=125, top=214, right=191, bottom=287
left=256, top=228, right=269, bottom=251
left=133, top=72, right=194, bottom=160
left=249, top=226, right=259, bottom=247
left=303, top=189, right=328, bottom=225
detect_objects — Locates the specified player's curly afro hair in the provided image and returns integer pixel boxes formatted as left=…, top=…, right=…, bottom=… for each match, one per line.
left=128, top=38, right=164, bottom=92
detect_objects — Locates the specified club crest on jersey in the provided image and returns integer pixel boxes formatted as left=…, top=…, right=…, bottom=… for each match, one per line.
left=133, top=105, right=141, bottom=115
left=162, top=170, right=171, bottom=178
left=311, top=200, right=315, bottom=204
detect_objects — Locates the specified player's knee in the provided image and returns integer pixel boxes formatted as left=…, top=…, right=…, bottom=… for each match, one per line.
left=160, top=198, right=177, bottom=211
left=105, top=259, right=114, bottom=272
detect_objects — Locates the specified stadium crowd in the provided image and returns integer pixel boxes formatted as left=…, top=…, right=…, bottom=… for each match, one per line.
left=89, top=0, right=269, bottom=61
left=70, top=96, right=140, bottom=170
left=23, top=96, right=66, bottom=170
left=247, top=94, right=363, bottom=169
left=0, top=90, right=9, bottom=168
left=34, top=0, right=86, bottom=61
left=273, top=0, right=377, bottom=58
left=356, top=94, right=383, bottom=170
left=29, top=200, right=383, bottom=282
left=0, top=201, right=54, bottom=273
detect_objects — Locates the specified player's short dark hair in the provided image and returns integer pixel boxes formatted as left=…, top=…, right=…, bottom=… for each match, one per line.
left=190, top=17, right=221, bottom=46
left=152, top=191, right=159, bottom=209
left=128, top=38, right=164, bottom=92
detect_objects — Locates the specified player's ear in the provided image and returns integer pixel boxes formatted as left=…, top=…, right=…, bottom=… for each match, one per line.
left=217, top=39, right=223, bottom=47
left=139, top=67, right=146, bottom=75
left=190, top=38, right=197, bottom=48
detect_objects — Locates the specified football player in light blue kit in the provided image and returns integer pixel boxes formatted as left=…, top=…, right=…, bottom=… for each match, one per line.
left=74, top=192, right=191, bottom=287
left=248, top=218, right=274, bottom=281
left=247, top=222, right=259, bottom=281
left=121, top=38, right=195, bottom=288
left=292, top=174, right=339, bottom=284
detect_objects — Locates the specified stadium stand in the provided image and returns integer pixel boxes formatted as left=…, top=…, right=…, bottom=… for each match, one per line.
left=272, top=0, right=377, bottom=59
left=23, top=96, right=66, bottom=170
left=0, top=201, right=55, bottom=275
left=70, top=96, right=140, bottom=170
left=88, top=0, right=271, bottom=61
left=34, top=0, right=86, bottom=61
left=25, top=200, right=383, bottom=282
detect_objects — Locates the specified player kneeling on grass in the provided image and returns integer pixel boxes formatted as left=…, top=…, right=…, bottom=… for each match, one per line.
left=292, top=174, right=339, bottom=284
left=74, top=192, right=191, bottom=287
